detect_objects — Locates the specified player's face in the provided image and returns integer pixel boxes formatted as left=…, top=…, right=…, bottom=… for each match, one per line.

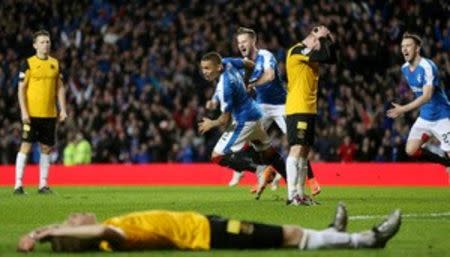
left=401, top=38, right=419, bottom=63
left=237, top=34, right=255, bottom=58
left=201, top=60, right=222, bottom=81
left=33, top=35, right=51, bottom=56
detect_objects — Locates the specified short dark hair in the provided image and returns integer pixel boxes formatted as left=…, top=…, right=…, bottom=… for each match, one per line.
left=236, top=27, right=256, bottom=39
left=402, top=33, right=422, bottom=47
left=33, top=30, right=50, bottom=43
left=201, top=52, right=222, bottom=65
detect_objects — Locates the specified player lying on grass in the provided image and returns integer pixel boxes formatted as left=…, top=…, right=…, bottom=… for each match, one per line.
left=17, top=203, right=401, bottom=253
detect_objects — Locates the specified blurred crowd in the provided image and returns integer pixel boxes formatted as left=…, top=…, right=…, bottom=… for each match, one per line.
left=0, top=0, right=449, bottom=164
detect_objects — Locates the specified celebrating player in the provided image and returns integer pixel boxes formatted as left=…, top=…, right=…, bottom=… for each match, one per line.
left=17, top=203, right=401, bottom=252
left=14, top=30, right=67, bottom=195
left=198, top=52, right=287, bottom=196
left=387, top=33, right=450, bottom=179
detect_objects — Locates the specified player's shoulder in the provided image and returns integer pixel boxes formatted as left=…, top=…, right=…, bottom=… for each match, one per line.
left=47, top=55, right=60, bottom=66
left=418, top=57, right=437, bottom=71
left=288, top=43, right=308, bottom=56
left=401, top=62, right=409, bottom=72
left=258, top=49, right=275, bottom=58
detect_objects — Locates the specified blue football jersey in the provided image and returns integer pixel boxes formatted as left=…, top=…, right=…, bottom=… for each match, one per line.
left=401, top=58, right=450, bottom=121
left=223, top=49, right=286, bottom=105
left=213, top=61, right=262, bottom=123
left=249, top=49, right=286, bottom=105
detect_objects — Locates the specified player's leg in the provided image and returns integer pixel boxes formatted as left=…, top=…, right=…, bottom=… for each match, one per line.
left=285, top=114, right=316, bottom=205
left=406, top=118, right=450, bottom=166
left=432, top=118, right=450, bottom=183
left=14, top=121, right=35, bottom=194
left=211, top=122, right=259, bottom=174
left=306, top=160, right=321, bottom=196
left=37, top=118, right=57, bottom=194
left=283, top=203, right=401, bottom=250
left=248, top=122, right=286, bottom=199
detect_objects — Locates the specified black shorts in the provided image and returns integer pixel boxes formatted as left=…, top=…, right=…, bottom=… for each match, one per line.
left=286, top=113, right=316, bottom=146
left=21, top=117, right=57, bottom=146
left=207, top=215, right=283, bottom=249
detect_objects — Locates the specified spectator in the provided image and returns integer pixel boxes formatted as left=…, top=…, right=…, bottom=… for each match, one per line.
left=338, top=136, right=357, bottom=162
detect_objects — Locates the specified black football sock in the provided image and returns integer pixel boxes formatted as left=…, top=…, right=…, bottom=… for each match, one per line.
left=307, top=160, right=315, bottom=179
left=415, top=148, right=450, bottom=167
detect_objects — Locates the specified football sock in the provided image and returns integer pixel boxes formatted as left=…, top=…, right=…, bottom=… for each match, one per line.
left=39, top=154, right=50, bottom=189
left=286, top=156, right=299, bottom=200
left=307, top=161, right=314, bottom=179
left=267, top=150, right=287, bottom=180
left=15, top=152, right=27, bottom=189
left=414, top=148, right=450, bottom=166
left=300, top=229, right=375, bottom=250
left=214, top=151, right=258, bottom=172
left=297, top=158, right=308, bottom=197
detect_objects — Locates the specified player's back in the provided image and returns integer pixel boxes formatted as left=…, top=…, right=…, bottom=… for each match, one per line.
left=101, top=210, right=210, bottom=251
left=401, top=58, right=450, bottom=120
left=250, top=49, right=286, bottom=105
left=215, top=63, right=262, bottom=123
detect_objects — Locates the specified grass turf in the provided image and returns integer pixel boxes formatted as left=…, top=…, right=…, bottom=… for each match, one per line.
left=0, top=186, right=449, bottom=257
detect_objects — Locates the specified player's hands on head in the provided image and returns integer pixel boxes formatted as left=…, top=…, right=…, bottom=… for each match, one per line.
left=312, top=25, right=330, bottom=39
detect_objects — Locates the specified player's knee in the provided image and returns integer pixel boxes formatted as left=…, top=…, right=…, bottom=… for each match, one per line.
left=211, top=153, right=223, bottom=164
left=281, top=225, right=303, bottom=247
left=405, top=145, right=420, bottom=157
left=19, top=143, right=32, bottom=154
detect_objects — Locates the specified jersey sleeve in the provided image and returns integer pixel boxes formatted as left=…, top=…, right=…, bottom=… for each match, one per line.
left=18, top=60, right=30, bottom=82
left=222, top=57, right=245, bottom=69
left=215, top=77, right=232, bottom=113
left=422, top=63, right=434, bottom=87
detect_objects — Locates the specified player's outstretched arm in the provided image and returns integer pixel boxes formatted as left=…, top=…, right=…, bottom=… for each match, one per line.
left=387, top=85, right=433, bottom=118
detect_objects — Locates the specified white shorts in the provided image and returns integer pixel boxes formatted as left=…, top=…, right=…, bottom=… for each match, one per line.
left=259, top=104, right=286, bottom=134
left=213, top=120, right=271, bottom=155
left=408, top=117, right=450, bottom=151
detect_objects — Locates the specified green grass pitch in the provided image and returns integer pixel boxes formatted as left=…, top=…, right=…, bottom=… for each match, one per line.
left=0, top=186, right=449, bottom=257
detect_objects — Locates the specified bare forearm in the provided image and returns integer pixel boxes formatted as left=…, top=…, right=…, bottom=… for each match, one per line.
left=18, top=83, right=29, bottom=117
left=253, top=69, right=275, bottom=86
left=48, top=225, right=107, bottom=239
left=402, top=94, right=431, bottom=113
left=57, top=82, right=67, bottom=113
left=211, top=113, right=230, bottom=127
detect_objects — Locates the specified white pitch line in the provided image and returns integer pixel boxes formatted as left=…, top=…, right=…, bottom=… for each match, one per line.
left=349, top=212, right=450, bottom=221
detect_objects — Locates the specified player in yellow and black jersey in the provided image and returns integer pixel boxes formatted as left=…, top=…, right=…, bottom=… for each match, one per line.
left=13, top=30, right=67, bottom=195
left=16, top=203, right=402, bottom=253
left=285, top=25, right=336, bottom=205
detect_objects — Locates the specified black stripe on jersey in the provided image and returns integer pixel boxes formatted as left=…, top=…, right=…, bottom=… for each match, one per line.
left=290, top=44, right=307, bottom=56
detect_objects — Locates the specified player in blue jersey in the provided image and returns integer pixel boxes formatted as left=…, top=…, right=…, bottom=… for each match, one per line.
left=387, top=33, right=450, bottom=180
left=198, top=52, right=287, bottom=191
left=226, top=27, right=321, bottom=197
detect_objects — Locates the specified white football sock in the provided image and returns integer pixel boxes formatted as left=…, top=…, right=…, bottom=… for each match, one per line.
left=286, top=156, right=299, bottom=200
left=256, top=165, right=266, bottom=186
left=15, top=152, right=27, bottom=189
left=297, top=158, right=308, bottom=197
left=300, top=229, right=376, bottom=250
left=39, top=154, right=51, bottom=189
